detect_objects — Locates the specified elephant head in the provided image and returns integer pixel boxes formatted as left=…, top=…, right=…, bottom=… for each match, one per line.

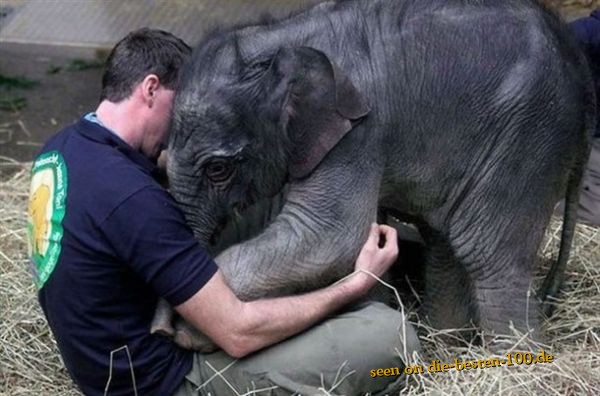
left=168, top=44, right=370, bottom=245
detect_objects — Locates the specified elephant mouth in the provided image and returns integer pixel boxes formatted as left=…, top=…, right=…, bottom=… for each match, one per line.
left=205, top=183, right=279, bottom=248
left=208, top=217, right=227, bottom=247
left=207, top=203, right=248, bottom=247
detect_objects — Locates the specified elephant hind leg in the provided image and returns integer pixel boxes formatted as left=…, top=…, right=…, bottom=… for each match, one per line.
left=446, top=190, right=551, bottom=340
left=420, top=226, right=476, bottom=337
left=468, top=228, right=544, bottom=339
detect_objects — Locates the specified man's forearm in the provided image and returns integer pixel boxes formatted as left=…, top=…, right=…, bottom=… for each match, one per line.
left=231, top=272, right=371, bottom=357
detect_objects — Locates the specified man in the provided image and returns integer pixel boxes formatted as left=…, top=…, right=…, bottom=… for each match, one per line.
left=27, top=28, right=419, bottom=395
left=570, top=9, right=600, bottom=226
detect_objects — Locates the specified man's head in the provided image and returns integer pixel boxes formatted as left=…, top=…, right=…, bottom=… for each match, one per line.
left=101, top=28, right=190, bottom=102
left=97, top=28, right=191, bottom=161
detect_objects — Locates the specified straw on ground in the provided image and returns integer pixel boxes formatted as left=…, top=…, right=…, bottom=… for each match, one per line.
left=1, top=158, right=599, bottom=395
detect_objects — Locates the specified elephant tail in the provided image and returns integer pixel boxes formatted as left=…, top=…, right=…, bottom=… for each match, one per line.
left=539, top=161, right=582, bottom=315
left=539, top=71, right=597, bottom=316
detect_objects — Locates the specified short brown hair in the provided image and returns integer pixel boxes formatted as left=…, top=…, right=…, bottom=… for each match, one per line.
left=100, top=28, right=191, bottom=102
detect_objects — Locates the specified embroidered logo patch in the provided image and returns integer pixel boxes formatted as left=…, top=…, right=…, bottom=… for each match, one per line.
left=27, top=151, right=68, bottom=288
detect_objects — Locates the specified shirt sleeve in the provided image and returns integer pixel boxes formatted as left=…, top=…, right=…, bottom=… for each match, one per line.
left=98, top=185, right=218, bottom=306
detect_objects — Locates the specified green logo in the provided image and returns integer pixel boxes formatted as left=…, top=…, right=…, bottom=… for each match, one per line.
left=27, top=151, right=68, bottom=288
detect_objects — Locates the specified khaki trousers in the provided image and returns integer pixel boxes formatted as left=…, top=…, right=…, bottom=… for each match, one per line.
left=173, top=302, right=420, bottom=396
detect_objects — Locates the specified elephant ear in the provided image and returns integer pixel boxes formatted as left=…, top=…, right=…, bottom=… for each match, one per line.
left=264, top=47, right=370, bottom=179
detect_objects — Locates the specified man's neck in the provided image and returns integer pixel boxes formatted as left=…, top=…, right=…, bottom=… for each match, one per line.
left=95, top=99, right=144, bottom=149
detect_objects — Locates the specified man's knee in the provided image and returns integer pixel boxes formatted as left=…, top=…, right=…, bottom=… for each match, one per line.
left=311, top=302, right=420, bottom=395
left=339, top=302, right=420, bottom=369
left=240, top=301, right=421, bottom=395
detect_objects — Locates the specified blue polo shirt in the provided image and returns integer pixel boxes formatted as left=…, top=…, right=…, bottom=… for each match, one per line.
left=28, top=116, right=218, bottom=395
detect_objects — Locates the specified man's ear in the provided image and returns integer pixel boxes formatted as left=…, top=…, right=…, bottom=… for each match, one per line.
left=141, top=74, right=161, bottom=106
left=259, top=47, right=370, bottom=179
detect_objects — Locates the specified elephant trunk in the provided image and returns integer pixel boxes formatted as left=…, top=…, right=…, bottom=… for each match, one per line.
left=167, top=159, right=221, bottom=248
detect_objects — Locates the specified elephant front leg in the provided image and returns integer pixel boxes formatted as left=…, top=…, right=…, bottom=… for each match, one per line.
left=216, top=165, right=383, bottom=301
left=216, top=207, right=374, bottom=301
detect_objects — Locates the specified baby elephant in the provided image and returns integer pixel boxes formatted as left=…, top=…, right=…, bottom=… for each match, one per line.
left=157, top=0, right=595, bottom=349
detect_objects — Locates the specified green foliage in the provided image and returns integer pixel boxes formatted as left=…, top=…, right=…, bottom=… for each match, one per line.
left=46, top=65, right=62, bottom=75
left=66, top=59, right=103, bottom=71
left=46, top=59, right=104, bottom=75
left=0, top=74, right=39, bottom=90
left=0, top=73, right=37, bottom=112
left=0, top=97, right=27, bottom=111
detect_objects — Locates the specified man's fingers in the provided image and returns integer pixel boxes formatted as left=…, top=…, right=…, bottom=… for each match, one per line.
left=363, top=223, right=398, bottom=255
left=354, top=223, right=399, bottom=277
left=377, top=225, right=397, bottom=245
left=377, top=225, right=398, bottom=254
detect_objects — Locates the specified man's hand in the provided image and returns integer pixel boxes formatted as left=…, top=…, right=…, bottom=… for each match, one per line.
left=350, top=223, right=399, bottom=292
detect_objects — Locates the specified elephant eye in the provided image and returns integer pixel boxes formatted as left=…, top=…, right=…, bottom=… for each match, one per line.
left=205, top=159, right=234, bottom=183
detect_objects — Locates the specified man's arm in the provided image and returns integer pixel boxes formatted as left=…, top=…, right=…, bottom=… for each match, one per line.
left=175, top=223, right=398, bottom=358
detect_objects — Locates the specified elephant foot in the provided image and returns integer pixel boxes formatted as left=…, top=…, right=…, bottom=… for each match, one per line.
left=151, top=322, right=175, bottom=337
left=476, top=286, right=541, bottom=333
left=422, top=310, right=477, bottom=347
left=150, top=298, right=175, bottom=337
left=480, top=331, right=546, bottom=355
left=173, top=318, right=220, bottom=353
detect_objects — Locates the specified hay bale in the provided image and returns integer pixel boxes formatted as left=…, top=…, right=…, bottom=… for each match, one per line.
left=1, top=156, right=599, bottom=395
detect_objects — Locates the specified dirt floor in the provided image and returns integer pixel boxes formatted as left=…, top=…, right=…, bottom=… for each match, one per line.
left=0, top=43, right=104, bottom=163
left=0, top=0, right=322, bottom=163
